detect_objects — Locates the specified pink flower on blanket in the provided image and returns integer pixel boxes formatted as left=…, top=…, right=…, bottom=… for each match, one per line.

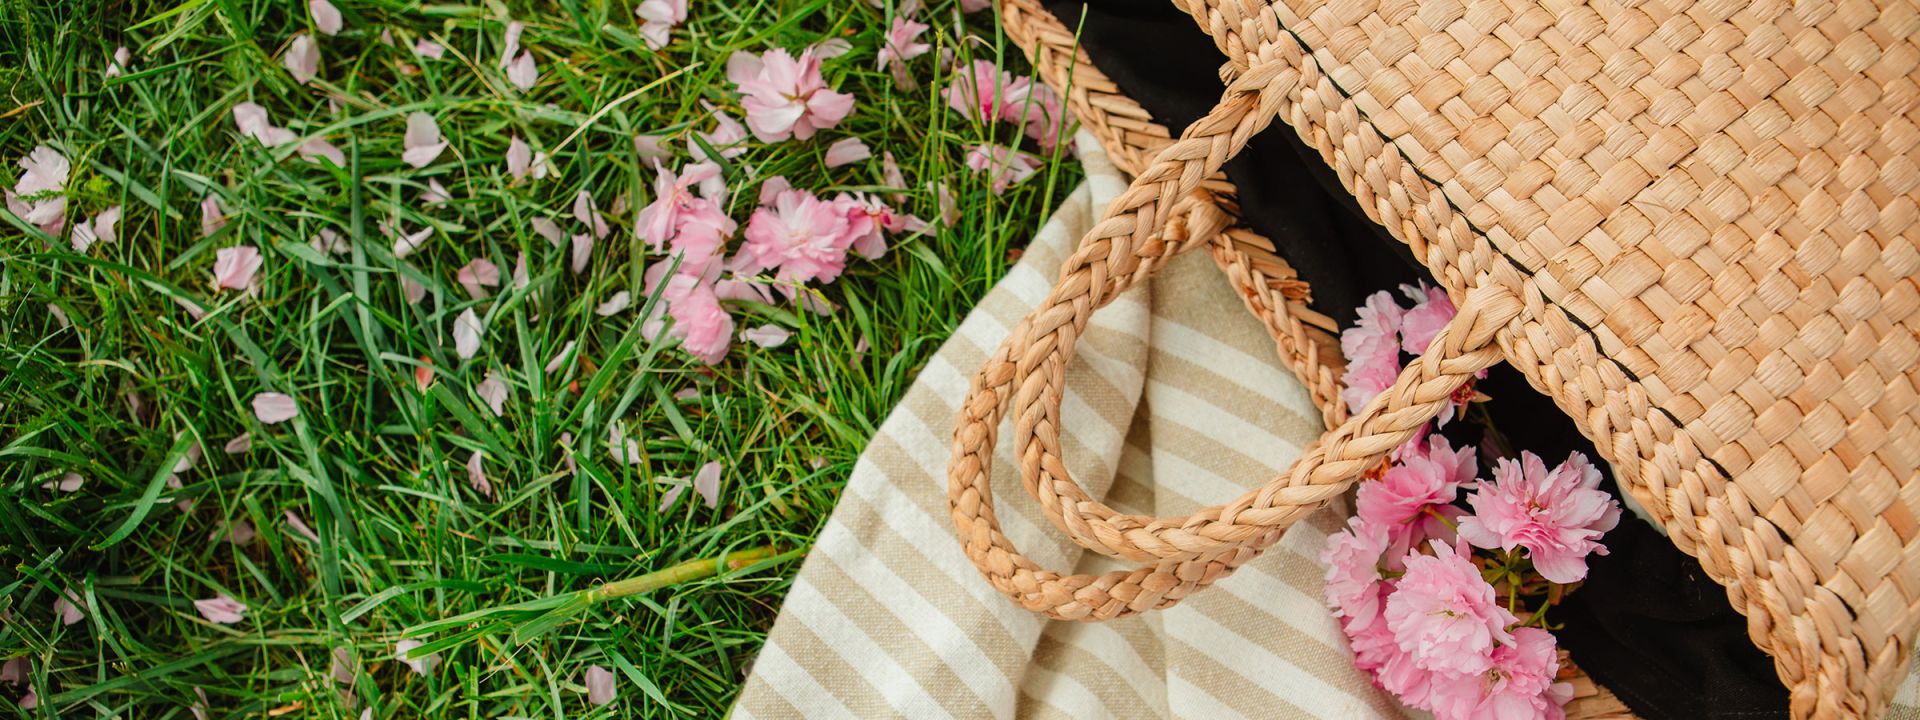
left=729, top=47, right=855, bottom=142
left=1456, top=451, right=1620, bottom=583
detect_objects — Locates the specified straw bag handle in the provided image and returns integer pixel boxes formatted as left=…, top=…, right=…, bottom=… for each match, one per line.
left=948, top=43, right=1525, bottom=619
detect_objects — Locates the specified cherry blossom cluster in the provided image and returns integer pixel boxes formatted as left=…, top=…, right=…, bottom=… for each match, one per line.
left=1324, top=287, right=1624, bottom=718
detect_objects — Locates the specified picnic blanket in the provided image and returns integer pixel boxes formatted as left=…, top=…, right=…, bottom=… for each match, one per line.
left=730, top=131, right=1399, bottom=718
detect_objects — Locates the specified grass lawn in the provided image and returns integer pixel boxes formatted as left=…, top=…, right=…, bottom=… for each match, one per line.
left=0, top=0, right=1081, bottom=715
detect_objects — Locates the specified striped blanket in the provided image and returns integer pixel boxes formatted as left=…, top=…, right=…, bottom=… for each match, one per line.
left=731, top=132, right=1402, bottom=718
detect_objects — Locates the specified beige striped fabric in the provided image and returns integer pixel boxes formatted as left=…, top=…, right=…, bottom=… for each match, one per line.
left=732, top=131, right=1405, bottom=719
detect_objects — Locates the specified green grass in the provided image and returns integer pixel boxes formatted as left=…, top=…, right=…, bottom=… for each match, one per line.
left=0, top=0, right=1081, bottom=716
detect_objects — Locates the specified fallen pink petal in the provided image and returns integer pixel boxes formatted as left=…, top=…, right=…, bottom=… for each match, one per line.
left=42, top=472, right=83, bottom=493
left=200, top=195, right=227, bottom=237
left=740, top=324, right=790, bottom=348
left=585, top=665, right=617, bottom=706
left=223, top=433, right=252, bottom=454
left=212, top=245, right=263, bottom=291
left=252, top=392, right=300, bottom=424
left=394, top=640, right=441, bottom=676
left=467, top=451, right=492, bottom=498
left=402, top=112, right=447, bottom=168
left=285, top=511, right=321, bottom=543
left=284, top=34, right=320, bottom=84
left=823, top=137, right=871, bottom=167
left=310, top=0, right=343, bottom=35
left=193, top=594, right=247, bottom=624
left=693, top=461, right=722, bottom=508
left=456, top=258, right=501, bottom=298
left=53, top=590, right=83, bottom=625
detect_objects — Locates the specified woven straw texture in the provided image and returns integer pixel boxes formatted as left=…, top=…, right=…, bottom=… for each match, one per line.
left=949, top=0, right=1920, bottom=716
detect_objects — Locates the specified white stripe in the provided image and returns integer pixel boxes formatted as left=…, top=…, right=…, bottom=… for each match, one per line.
left=782, top=579, right=959, bottom=720
left=1164, top=602, right=1378, bottom=716
left=1167, top=672, right=1253, bottom=720
left=1151, top=316, right=1315, bottom=410
left=1147, top=378, right=1309, bottom=460
left=815, top=516, right=1018, bottom=718
left=745, top=639, right=859, bottom=719
left=1046, top=621, right=1163, bottom=697
left=1019, top=665, right=1117, bottom=718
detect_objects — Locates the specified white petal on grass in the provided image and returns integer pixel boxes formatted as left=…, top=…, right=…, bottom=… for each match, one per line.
left=572, top=191, right=609, bottom=239
left=107, top=46, right=132, bottom=77
left=569, top=233, right=593, bottom=274
left=475, top=373, right=509, bottom=416
left=467, top=451, right=492, bottom=498
left=48, top=304, right=70, bottom=329
left=310, top=0, right=343, bottom=35
left=42, top=472, right=83, bottom=493
left=544, top=341, right=576, bottom=373
left=511, top=251, right=529, bottom=289
left=394, top=640, right=441, bottom=676
left=252, top=392, right=299, bottom=424
left=217, top=519, right=256, bottom=545
left=824, top=137, right=871, bottom=167
left=672, top=388, right=699, bottom=401
left=285, top=34, right=320, bottom=84
left=500, top=21, right=524, bottom=68
left=392, top=225, right=433, bottom=258
left=594, top=291, right=631, bottom=316
left=455, top=257, right=500, bottom=298
left=740, top=324, right=791, bottom=348
left=401, top=112, right=447, bottom=168
left=452, top=309, right=483, bottom=359
left=193, top=594, right=247, bottom=624
left=632, top=134, right=670, bottom=161
left=607, top=425, right=642, bottom=465
left=222, top=433, right=252, bottom=454
left=814, top=38, right=853, bottom=59
left=414, top=39, right=444, bottom=58
left=693, top=461, right=722, bottom=508
left=330, top=646, right=357, bottom=686
left=507, top=52, right=539, bottom=90
left=285, top=511, right=321, bottom=543
left=402, top=274, right=426, bottom=305
left=657, top=483, right=687, bottom=512
left=200, top=195, right=227, bottom=237
left=299, top=138, right=346, bottom=167
left=530, top=217, right=564, bottom=247
left=585, top=665, right=617, bottom=706
left=506, top=136, right=532, bottom=179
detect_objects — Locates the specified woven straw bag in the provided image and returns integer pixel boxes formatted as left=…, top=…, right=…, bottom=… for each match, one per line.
left=945, top=0, right=1920, bottom=716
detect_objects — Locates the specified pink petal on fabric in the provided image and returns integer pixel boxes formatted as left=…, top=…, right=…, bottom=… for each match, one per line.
left=285, top=34, right=320, bottom=84
left=42, top=472, right=83, bottom=493
left=569, top=233, right=593, bottom=274
left=453, top=308, right=483, bottom=359
left=506, top=136, right=532, bottom=180
left=310, top=0, right=343, bottom=35
left=692, top=461, right=722, bottom=508
left=299, top=138, right=346, bottom=167
left=200, top=195, right=227, bottom=237
left=414, top=39, right=445, bottom=59
left=740, top=324, right=790, bottom=348
left=632, top=134, right=670, bottom=162
left=467, top=451, right=492, bottom=498
left=252, top=392, right=299, bottom=424
left=222, top=433, right=252, bottom=454
left=595, top=291, right=631, bottom=316
left=531, top=217, right=565, bottom=247
left=285, top=510, right=321, bottom=543
left=212, top=245, right=264, bottom=291
left=507, top=52, right=539, bottom=90
left=402, top=112, right=447, bottom=168
left=193, top=594, right=247, bottom=624
left=475, top=372, right=509, bottom=416
left=394, top=639, right=442, bottom=676
left=823, top=137, right=871, bottom=167
left=53, top=590, right=83, bottom=625
left=456, top=257, right=501, bottom=299
left=585, top=665, right=617, bottom=706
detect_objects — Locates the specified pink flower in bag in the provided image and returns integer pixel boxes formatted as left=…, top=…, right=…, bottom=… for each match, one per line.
left=1383, top=540, right=1515, bottom=677
left=1339, top=290, right=1406, bottom=413
left=1426, top=627, right=1572, bottom=720
left=1356, top=434, right=1476, bottom=559
left=1456, top=451, right=1620, bottom=583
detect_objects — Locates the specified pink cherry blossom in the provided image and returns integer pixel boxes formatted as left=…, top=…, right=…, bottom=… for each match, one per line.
left=475, top=372, right=509, bottom=416
left=964, top=144, right=1041, bottom=194
left=1322, top=519, right=1392, bottom=632
left=824, top=137, right=871, bottom=167
left=193, top=594, right=247, bottom=624
left=402, top=112, right=447, bottom=168
left=1383, top=540, right=1514, bottom=677
left=199, top=195, right=227, bottom=237
left=1339, top=290, right=1405, bottom=413
left=467, top=451, right=492, bottom=498
left=730, top=47, right=856, bottom=142
left=394, top=640, right=441, bottom=676
left=253, top=392, right=299, bottom=424
left=310, top=0, right=343, bottom=35
left=1425, top=627, right=1571, bottom=720
left=1004, top=80, right=1072, bottom=151
left=285, top=34, right=319, bottom=84
left=453, top=308, right=483, bottom=359
left=740, top=324, right=790, bottom=348
left=456, top=257, right=501, bottom=298
left=834, top=192, right=912, bottom=259
left=1356, top=434, right=1476, bottom=559
left=945, top=60, right=1027, bottom=122
left=213, top=245, right=263, bottom=291
left=656, top=274, right=733, bottom=364
left=739, top=186, right=852, bottom=283
left=1398, top=282, right=1455, bottom=355
left=635, top=0, right=687, bottom=49
left=636, top=162, right=735, bottom=276
left=8, top=145, right=68, bottom=236
left=877, top=17, right=930, bottom=87
left=1457, top=451, right=1620, bottom=583
left=585, top=664, right=617, bottom=706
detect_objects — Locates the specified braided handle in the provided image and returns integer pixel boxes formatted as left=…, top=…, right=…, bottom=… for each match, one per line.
left=948, top=42, right=1526, bottom=618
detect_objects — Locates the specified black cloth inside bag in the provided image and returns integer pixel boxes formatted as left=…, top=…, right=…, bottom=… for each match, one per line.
left=1037, top=1, right=1792, bottom=717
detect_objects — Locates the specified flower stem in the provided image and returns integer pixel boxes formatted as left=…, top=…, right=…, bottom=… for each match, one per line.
left=587, top=545, right=791, bottom=603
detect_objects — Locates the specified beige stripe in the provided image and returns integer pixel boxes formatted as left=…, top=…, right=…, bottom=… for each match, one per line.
left=781, top=578, right=958, bottom=719
left=748, top=634, right=865, bottom=717
left=1165, top=604, right=1382, bottom=716
left=1029, top=627, right=1162, bottom=715
left=733, top=672, right=807, bottom=720
left=1016, top=665, right=1113, bottom=720
left=1145, top=351, right=1324, bottom=448
left=1165, top=664, right=1258, bottom=720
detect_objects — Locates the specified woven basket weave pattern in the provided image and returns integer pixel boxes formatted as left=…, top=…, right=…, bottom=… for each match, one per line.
left=953, top=0, right=1920, bottom=716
